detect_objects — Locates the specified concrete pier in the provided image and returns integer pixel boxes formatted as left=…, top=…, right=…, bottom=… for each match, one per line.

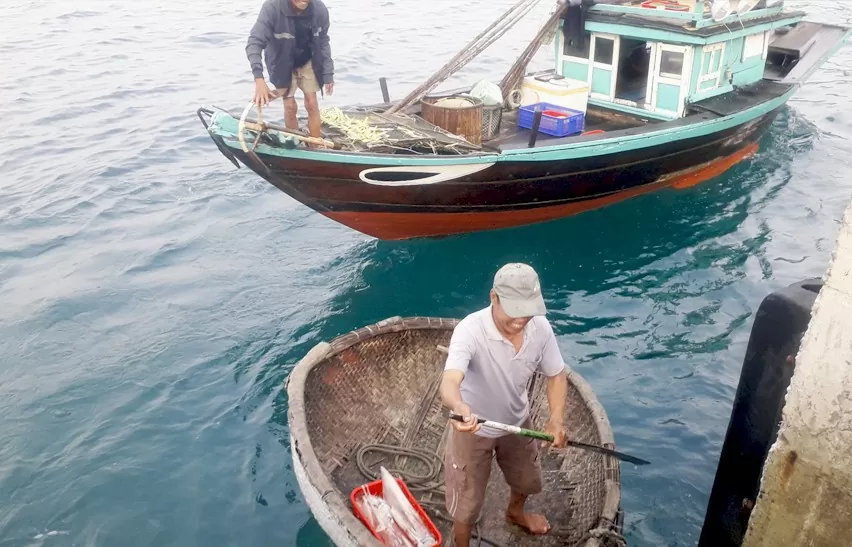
left=743, top=201, right=852, bottom=546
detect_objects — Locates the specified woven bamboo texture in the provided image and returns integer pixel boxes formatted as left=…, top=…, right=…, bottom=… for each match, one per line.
left=294, top=316, right=621, bottom=546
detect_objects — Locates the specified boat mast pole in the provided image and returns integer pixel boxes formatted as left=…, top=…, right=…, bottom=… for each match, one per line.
left=500, top=1, right=570, bottom=103
left=386, top=0, right=541, bottom=114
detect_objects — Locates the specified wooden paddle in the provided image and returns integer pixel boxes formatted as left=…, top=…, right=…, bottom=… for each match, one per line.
left=239, top=93, right=339, bottom=150
left=241, top=119, right=338, bottom=149
left=447, top=411, right=650, bottom=466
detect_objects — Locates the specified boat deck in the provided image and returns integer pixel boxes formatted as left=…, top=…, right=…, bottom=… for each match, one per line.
left=486, top=78, right=794, bottom=153
left=688, top=79, right=793, bottom=117
left=485, top=106, right=651, bottom=152
left=289, top=77, right=793, bottom=157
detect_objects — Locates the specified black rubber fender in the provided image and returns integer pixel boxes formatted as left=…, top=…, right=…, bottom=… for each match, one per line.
left=698, top=278, right=823, bottom=546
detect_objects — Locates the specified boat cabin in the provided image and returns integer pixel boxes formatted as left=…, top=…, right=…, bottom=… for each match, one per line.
left=545, top=0, right=812, bottom=120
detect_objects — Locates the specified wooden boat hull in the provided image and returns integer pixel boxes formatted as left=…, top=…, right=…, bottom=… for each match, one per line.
left=236, top=113, right=771, bottom=239
left=286, top=316, right=623, bottom=547
left=202, top=80, right=795, bottom=240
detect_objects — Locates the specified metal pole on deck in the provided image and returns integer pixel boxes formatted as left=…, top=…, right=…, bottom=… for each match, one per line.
left=528, top=107, right=543, bottom=148
left=379, top=77, right=390, bottom=103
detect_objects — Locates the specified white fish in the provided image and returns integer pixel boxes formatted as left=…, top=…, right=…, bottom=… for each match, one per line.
left=380, top=467, right=436, bottom=547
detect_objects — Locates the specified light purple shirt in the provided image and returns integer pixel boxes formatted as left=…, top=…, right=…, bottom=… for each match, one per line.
left=445, top=306, right=566, bottom=437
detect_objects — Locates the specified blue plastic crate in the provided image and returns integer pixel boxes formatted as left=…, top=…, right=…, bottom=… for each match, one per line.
left=518, top=102, right=585, bottom=137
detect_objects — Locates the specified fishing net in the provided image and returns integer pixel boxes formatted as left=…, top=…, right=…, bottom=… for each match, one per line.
left=297, top=317, right=623, bottom=546
left=482, top=104, right=504, bottom=141
left=319, top=108, right=482, bottom=154
left=321, top=107, right=386, bottom=146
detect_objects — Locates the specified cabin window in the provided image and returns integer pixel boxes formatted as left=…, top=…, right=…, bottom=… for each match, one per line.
left=594, top=38, right=615, bottom=65
left=698, top=43, right=725, bottom=90
left=650, top=43, right=692, bottom=116
left=560, top=30, right=592, bottom=83
left=659, top=51, right=685, bottom=78
left=743, top=32, right=768, bottom=60
left=563, top=32, right=591, bottom=59
left=589, top=33, right=620, bottom=100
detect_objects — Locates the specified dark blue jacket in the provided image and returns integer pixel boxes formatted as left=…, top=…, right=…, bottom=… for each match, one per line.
left=246, top=0, right=334, bottom=90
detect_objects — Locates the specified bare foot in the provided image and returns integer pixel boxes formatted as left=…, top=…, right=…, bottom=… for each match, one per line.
left=506, top=511, right=550, bottom=534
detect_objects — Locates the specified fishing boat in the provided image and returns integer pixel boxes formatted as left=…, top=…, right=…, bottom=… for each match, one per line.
left=198, top=0, right=850, bottom=240
left=286, top=316, right=626, bottom=546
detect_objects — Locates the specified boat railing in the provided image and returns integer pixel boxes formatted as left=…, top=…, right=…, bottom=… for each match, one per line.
left=588, top=0, right=786, bottom=30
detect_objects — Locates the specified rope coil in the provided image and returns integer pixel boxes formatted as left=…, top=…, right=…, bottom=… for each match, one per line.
left=586, top=527, right=628, bottom=547
left=355, top=444, right=443, bottom=489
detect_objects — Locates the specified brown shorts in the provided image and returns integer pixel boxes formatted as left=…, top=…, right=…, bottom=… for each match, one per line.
left=277, top=62, right=320, bottom=98
left=444, top=419, right=542, bottom=525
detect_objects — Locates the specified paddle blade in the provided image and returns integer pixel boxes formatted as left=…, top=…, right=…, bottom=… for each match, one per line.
left=566, top=440, right=651, bottom=466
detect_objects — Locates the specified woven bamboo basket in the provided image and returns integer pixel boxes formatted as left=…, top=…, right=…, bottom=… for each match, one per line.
left=286, top=316, right=624, bottom=546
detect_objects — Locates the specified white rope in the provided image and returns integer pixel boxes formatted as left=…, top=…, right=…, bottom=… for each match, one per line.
left=506, top=89, right=523, bottom=109
left=237, top=101, right=258, bottom=153
left=587, top=527, right=628, bottom=547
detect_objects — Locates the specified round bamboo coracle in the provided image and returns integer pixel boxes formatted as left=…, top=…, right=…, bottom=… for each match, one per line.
left=287, top=316, right=625, bottom=547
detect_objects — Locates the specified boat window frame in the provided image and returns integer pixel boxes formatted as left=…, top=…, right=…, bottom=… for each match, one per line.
left=593, top=36, right=616, bottom=66
left=743, top=31, right=769, bottom=61
left=588, top=32, right=621, bottom=101
left=648, top=42, right=693, bottom=117
left=698, top=42, right=726, bottom=89
left=658, top=49, right=686, bottom=80
left=559, top=29, right=592, bottom=76
left=562, top=30, right=592, bottom=61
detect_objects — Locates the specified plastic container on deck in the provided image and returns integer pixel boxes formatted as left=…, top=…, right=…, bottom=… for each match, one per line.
left=520, top=74, right=589, bottom=114
left=350, top=477, right=442, bottom=547
left=518, top=102, right=585, bottom=137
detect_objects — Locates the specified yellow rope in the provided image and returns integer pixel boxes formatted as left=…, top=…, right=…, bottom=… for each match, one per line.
left=320, top=107, right=386, bottom=145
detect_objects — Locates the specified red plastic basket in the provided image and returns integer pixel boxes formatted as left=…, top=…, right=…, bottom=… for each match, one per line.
left=350, top=477, right=442, bottom=547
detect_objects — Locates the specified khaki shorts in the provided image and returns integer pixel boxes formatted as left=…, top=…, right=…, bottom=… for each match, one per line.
left=444, top=419, right=542, bottom=525
left=278, top=62, right=320, bottom=98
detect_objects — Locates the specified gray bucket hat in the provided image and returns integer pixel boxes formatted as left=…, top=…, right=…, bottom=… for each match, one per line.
left=492, top=263, right=547, bottom=318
